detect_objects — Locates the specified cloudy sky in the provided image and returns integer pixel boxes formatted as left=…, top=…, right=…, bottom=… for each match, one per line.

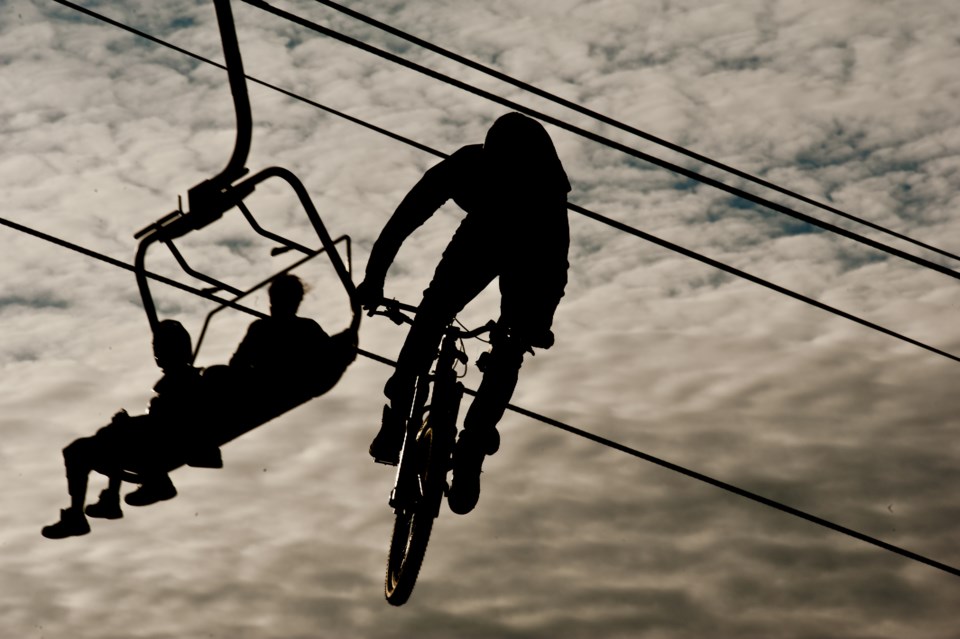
left=3, top=0, right=960, bottom=636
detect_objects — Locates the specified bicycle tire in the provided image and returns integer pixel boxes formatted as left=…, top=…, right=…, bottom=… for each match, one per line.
left=384, top=503, right=434, bottom=606
left=384, top=418, right=452, bottom=606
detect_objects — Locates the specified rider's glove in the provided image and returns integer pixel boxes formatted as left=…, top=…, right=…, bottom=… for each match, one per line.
left=355, top=279, right=384, bottom=312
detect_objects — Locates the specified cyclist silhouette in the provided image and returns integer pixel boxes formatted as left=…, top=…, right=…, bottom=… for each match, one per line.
left=42, top=320, right=211, bottom=539
left=356, top=112, right=571, bottom=514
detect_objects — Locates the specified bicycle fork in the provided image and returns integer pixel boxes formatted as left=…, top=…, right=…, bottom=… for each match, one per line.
left=389, top=375, right=430, bottom=511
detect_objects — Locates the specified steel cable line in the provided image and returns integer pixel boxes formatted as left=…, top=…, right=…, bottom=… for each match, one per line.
left=308, top=0, right=960, bottom=264
left=565, top=200, right=960, bottom=365
left=47, top=0, right=440, bottom=158
left=480, top=391, right=960, bottom=580
left=0, top=217, right=268, bottom=318
left=241, top=0, right=960, bottom=285
left=42, top=0, right=960, bottom=367
left=2, top=215, right=958, bottom=580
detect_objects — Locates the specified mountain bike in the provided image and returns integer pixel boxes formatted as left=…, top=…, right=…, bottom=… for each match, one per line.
left=368, top=299, right=494, bottom=606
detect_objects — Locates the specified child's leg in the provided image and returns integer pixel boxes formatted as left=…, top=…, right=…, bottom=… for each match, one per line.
left=62, top=437, right=97, bottom=511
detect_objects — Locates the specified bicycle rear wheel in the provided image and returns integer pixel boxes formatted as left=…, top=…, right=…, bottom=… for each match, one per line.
left=384, top=419, right=448, bottom=605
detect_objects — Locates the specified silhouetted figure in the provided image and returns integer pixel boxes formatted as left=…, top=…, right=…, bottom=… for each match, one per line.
left=192, top=273, right=357, bottom=440
left=42, top=320, right=210, bottom=539
left=357, top=112, right=570, bottom=514
left=229, top=274, right=338, bottom=400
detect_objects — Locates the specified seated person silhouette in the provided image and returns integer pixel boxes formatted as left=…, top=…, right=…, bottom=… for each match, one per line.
left=42, top=320, right=213, bottom=539
left=226, top=274, right=338, bottom=408
left=356, top=112, right=571, bottom=515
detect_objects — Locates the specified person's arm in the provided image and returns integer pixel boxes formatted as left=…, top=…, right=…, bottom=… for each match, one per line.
left=229, top=320, right=264, bottom=369
left=524, top=202, right=571, bottom=349
left=146, top=368, right=201, bottom=421
left=358, top=155, right=458, bottom=304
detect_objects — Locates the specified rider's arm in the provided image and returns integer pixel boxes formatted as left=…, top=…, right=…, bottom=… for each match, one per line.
left=504, top=138, right=572, bottom=349
left=362, top=155, right=459, bottom=291
left=518, top=199, right=571, bottom=349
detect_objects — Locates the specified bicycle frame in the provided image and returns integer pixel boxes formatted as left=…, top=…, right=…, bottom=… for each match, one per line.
left=369, top=301, right=494, bottom=513
left=372, top=300, right=493, bottom=605
left=389, top=327, right=466, bottom=515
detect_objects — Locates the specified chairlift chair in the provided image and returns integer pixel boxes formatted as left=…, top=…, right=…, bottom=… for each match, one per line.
left=116, top=0, right=360, bottom=482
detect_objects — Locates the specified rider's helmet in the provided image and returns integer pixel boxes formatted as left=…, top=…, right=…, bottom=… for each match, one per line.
left=483, top=112, right=571, bottom=196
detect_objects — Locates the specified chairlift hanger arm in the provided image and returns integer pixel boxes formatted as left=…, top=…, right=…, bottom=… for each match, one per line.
left=187, top=0, right=253, bottom=218
left=135, top=0, right=252, bottom=239
left=135, top=0, right=360, bottom=335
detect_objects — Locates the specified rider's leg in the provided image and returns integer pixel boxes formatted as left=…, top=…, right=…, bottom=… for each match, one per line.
left=460, top=255, right=560, bottom=451
left=447, top=254, right=562, bottom=513
left=390, top=228, right=499, bottom=395
left=370, top=231, right=497, bottom=463
left=448, top=334, right=526, bottom=515
left=369, top=300, right=465, bottom=463
left=461, top=335, right=525, bottom=451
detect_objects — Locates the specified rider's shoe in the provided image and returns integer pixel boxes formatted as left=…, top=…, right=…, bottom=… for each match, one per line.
left=369, top=404, right=404, bottom=466
left=85, top=489, right=123, bottom=520
left=41, top=507, right=91, bottom=539
left=124, top=477, right=177, bottom=507
left=447, top=434, right=487, bottom=515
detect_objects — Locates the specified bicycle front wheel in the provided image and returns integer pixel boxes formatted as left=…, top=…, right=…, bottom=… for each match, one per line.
left=384, top=419, right=448, bottom=606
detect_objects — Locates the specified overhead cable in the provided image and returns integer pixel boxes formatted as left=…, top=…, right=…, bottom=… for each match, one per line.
left=483, top=391, right=960, bottom=580
left=308, top=0, right=960, bottom=264
left=48, top=0, right=442, bottom=157
left=0, top=216, right=267, bottom=319
left=242, top=0, right=960, bottom=284
left=43, top=0, right=960, bottom=366
left=2, top=215, right=957, bottom=580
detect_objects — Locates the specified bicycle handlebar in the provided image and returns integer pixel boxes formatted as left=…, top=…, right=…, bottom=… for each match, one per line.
left=367, top=298, right=496, bottom=340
